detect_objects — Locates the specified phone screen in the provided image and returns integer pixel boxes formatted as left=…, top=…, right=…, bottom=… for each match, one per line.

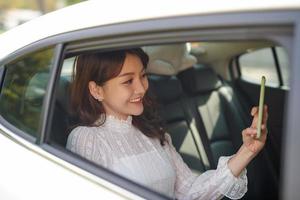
left=256, top=76, right=266, bottom=139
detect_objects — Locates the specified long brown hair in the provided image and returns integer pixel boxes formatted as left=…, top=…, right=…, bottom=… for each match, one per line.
left=70, top=48, right=166, bottom=145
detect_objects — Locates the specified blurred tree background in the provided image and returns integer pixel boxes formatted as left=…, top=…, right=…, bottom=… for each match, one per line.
left=0, top=47, right=54, bottom=136
left=0, top=0, right=85, bottom=33
left=0, top=0, right=84, bottom=12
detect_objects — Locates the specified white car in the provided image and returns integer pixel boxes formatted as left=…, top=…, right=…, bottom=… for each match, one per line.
left=0, top=1, right=300, bottom=199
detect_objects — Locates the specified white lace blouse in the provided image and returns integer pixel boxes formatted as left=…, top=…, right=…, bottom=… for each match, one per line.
left=66, top=115, right=247, bottom=200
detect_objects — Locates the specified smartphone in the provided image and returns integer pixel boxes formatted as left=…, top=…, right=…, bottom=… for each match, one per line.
left=256, top=76, right=266, bottom=139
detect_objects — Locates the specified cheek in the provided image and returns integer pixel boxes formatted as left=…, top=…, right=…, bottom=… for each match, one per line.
left=114, top=87, right=134, bottom=101
left=143, top=78, right=149, bottom=91
left=104, top=85, right=131, bottom=102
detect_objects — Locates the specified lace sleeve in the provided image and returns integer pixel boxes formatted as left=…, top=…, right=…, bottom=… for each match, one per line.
left=66, top=126, right=110, bottom=167
left=164, top=133, right=247, bottom=200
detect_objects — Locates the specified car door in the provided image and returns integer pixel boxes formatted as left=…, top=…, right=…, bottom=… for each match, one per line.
left=0, top=47, right=145, bottom=200
left=41, top=11, right=299, bottom=200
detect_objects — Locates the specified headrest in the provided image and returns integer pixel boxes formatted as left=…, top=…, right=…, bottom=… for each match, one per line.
left=178, top=65, right=222, bottom=95
left=148, top=75, right=183, bottom=104
left=56, top=77, right=71, bottom=109
left=25, top=72, right=48, bottom=101
left=143, top=43, right=197, bottom=76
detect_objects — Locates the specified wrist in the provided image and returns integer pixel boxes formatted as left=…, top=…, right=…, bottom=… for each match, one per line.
left=228, top=145, right=256, bottom=177
left=239, top=144, right=257, bottom=161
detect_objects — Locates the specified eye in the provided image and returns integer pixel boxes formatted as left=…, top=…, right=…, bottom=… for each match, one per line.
left=123, top=79, right=133, bottom=85
left=141, top=73, right=147, bottom=78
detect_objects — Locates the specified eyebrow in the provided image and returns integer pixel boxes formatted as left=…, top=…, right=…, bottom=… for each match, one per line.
left=118, top=68, right=145, bottom=77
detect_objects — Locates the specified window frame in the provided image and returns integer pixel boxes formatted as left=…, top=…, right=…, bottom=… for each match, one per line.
left=271, top=46, right=284, bottom=86
left=235, top=46, right=289, bottom=88
left=0, top=46, right=58, bottom=143
left=47, top=25, right=292, bottom=200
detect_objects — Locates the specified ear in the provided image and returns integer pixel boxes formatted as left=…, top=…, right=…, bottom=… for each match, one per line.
left=88, top=81, right=104, bottom=101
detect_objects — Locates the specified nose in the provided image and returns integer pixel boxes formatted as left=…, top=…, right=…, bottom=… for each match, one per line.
left=134, top=78, right=148, bottom=95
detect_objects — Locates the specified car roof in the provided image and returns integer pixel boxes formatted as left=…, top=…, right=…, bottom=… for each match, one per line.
left=0, top=0, right=300, bottom=60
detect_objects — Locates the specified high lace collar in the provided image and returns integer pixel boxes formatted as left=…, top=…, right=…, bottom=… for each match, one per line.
left=106, top=115, right=132, bottom=125
left=95, top=114, right=133, bottom=132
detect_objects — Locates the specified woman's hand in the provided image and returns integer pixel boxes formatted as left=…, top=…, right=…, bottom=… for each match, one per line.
left=242, top=105, right=268, bottom=155
left=228, top=105, right=268, bottom=177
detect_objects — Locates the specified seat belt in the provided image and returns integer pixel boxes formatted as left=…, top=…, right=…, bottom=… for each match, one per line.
left=180, top=95, right=215, bottom=170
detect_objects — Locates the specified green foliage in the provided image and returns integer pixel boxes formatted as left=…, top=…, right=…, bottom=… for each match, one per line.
left=0, top=48, right=54, bottom=136
left=65, top=0, right=85, bottom=6
left=0, top=0, right=39, bottom=10
left=0, top=0, right=86, bottom=10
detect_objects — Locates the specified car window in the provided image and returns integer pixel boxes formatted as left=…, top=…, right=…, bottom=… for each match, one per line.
left=61, top=57, right=75, bottom=78
left=239, top=47, right=279, bottom=86
left=276, top=46, right=290, bottom=87
left=46, top=40, right=286, bottom=200
left=0, top=48, right=54, bottom=137
left=238, top=46, right=290, bottom=87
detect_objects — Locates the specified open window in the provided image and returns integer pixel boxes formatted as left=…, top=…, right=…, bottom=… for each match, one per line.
left=42, top=37, right=290, bottom=199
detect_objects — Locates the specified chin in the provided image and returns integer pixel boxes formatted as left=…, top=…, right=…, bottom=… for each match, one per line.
left=131, top=107, right=144, bottom=116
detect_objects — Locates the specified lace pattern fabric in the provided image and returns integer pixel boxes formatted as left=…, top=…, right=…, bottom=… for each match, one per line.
left=66, top=115, right=247, bottom=199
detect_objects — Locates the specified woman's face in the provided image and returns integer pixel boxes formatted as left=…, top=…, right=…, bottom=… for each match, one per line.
left=89, top=53, right=149, bottom=120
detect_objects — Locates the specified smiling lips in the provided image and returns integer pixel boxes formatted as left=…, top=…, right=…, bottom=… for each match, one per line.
left=130, top=97, right=143, bottom=103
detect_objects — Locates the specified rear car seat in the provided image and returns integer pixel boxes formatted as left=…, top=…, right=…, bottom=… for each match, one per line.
left=49, top=76, right=75, bottom=147
left=177, top=66, right=244, bottom=166
left=177, top=65, right=278, bottom=200
left=148, top=74, right=206, bottom=174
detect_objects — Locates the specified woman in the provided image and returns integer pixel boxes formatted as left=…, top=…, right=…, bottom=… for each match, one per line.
left=66, top=48, right=268, bottom=199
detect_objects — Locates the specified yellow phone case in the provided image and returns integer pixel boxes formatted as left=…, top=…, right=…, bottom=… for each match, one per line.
left=256, top=76, right=266, bottom=139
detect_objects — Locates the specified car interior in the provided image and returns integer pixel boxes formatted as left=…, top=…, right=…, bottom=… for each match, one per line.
left=46, top=40, right=289, bottom=200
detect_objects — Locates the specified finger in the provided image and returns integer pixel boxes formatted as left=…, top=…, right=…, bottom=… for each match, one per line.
left=263, top=105, right=269, bottom=123
left=261, top=124, right=269, bottom=134
left=243, top=127, right=257, bottom=137
left=251, top=113, right=258, bottom=128
left=260, top=126, right=268, bottom=141
left=264, top=105, right=268, bottom=111
left=263, top=114, right=268, bottom=124
left=252, top=105, right=269, bottom=128
left=251, top=106, right=258, bottom=116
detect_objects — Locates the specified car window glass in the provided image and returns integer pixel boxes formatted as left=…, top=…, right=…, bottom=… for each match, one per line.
left=47, top=56, right=75, bottom=146
left=239, top=47, right=279, bottom=86
left=61, top=57, right=75, bottom=78
left=0, top=48, right=54, bottom=137
left=276, top=46, right=290, bottom=87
